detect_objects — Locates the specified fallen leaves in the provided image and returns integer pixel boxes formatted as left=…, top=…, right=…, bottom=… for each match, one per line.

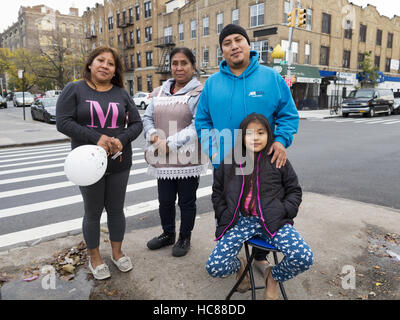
left=52, top=241, right=88, bottom=281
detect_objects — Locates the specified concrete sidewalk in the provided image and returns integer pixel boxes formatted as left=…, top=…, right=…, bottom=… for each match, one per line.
left=0, top=193, right=399, bottom=300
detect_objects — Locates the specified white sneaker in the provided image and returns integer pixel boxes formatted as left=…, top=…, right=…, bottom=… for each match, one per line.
left=88, top=260, right=111, bottom=280
left=111, top=255, right=133, bottom=272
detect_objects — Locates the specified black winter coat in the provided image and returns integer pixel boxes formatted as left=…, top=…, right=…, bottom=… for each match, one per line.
left=212, top=154, right=302, bottom=240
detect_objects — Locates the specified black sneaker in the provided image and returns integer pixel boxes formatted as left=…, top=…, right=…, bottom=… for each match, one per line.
left=172, top=236, right=191, bottom=257
left=147, top=232, right=175, bottom=250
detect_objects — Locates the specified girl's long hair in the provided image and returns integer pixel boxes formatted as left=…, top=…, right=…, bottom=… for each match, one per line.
left=82, top=46, right=125, bottom=89
left=219, top=113, right=274, bottom=215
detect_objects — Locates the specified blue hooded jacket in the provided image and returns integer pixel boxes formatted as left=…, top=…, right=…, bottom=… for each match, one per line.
left=195, top=51, right=299, bottom=168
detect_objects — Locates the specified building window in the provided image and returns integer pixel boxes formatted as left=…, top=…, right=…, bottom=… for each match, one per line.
left=343, top=50, right=351, bottom=68
left=130, top=31, right=134, bottom=45
left=137, top=52, right=141, bottom=68
left=136, top=29, right=141, bottom=43
left=117, top=12, right=120, bottom=27
left=135, top=5, right=140, bottom=21
left=178, top=23, right=184, bottom=41
left=122, top=11, right=127, bottom=25
left=217, top=13, right=223, bottom=34
left=137, top=76, right=142, bottom=91
left=203, top=17, right=209, bottom=36
left=146, top=51, right=153, bottom=66
left=108, top=16, right=113, bottom=30
left=117, top=34, right=122, bottom=46
left=374, top=55, right=380, bottom=69
left=251, top=40, right=268, bottom=63
left=357, top=53, right=365, bottom=69
left=344, top=20, right=352, bottom=39
left=191, top=20, right=196, bottom=39
left=250, top=3, right=264, bottom=27
left=203, top=48, right=209, bottom=66
left=305, top=44, right=311, bottom=64
left=164, top=26, right=172, bottom=44
left=232, top=9, right=239, bottom=25
left=147, top=75, right=152, bottom=92
left=217, top=47, right=223, bottom=65
left=359, top=24, right=367, bottom=42
left=321, top=13, right=331, bottom=34
left=145, top=26, right=152, bottom=42
left=129, top=8, right=133, bottom=23
left=385, top=58, right=391, bottom=72
left=281, top=40, right=298, bottom=63
left=306, top=8, right=312, bottom=31
left=376, top=29, right=382, bottom=46
left=130, top=54, right=135, bottom=69
left=387, top=32, right=393, bottom=48
left=320, top=46, right=330, bottom=66
left=283, top=1, right=290, bottom=24
left=144, top=1, right=152, bottom=18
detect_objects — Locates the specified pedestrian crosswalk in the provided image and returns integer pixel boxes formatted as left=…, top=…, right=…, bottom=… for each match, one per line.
left=0, top=142, right=214, bottom=251
left=308, top=117, right=400, bottom=125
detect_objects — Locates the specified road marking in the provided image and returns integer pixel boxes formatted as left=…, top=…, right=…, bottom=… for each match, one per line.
left=0, top=167, right=148, bottom=199
left=0, top=145, right=70, bottom=158
left=0, top=151, right=70, bottom=164
left=0, top=158, right=146, bottom=176
left=0, top=143, right=70, bottom=154
left=0, top=152, right=145, bottom=169
left=365, top=119, right=394, bottom=124
left=382, top=120, right=400, bottom=125
left=0, top=186, right=212, bottom=251
left=0, top=170, right=212, bottom=218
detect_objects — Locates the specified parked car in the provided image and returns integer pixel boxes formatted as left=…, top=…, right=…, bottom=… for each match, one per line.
left=393, top=91, right=400, bottom=114
left=45, top=90, right=61, bottom=98
left=31, top=97, right=57, bottom=123
left=13, top=92, right=34, bottom=107
left=341, top=88, right=394, bottom=117
left=132, top=92, right=151, bottom=109
left=0, top=96, right=7, bottom=108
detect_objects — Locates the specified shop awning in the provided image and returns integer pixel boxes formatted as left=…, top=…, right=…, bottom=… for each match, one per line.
left=273, top=64, right=321, bottom=84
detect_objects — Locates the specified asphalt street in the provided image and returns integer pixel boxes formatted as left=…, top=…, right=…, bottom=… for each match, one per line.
left=288, top=114, right=400, bottom=210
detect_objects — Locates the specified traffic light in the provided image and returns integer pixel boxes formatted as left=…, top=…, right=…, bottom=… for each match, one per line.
left=287, top=9, right=296, bottom=27
left=297, top=8, right=307, bottom=28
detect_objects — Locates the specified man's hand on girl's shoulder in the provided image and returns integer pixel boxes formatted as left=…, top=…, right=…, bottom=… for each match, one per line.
left=268, top=141, right=286, bottom=169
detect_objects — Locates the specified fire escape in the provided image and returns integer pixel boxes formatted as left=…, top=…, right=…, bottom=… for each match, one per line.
left=155, top=35, right=176, bottom=75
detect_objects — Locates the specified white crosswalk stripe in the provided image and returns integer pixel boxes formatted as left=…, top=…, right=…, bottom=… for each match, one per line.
left=0, top=142, right=214, bottom=251
left=310, top=117, right=400, bottom=125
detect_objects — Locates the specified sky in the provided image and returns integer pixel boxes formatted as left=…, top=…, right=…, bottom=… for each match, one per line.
left=0, top=0, right=400, bottom=33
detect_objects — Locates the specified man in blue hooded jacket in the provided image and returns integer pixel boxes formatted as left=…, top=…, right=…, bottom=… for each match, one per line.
left=195, top=24, right=299, bottom=169
left=195, top=24, right=300, bottom=278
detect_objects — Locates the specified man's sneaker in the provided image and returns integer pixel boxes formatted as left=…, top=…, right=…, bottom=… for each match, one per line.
left=172, top=236, right=191, bottom=257
left=147, top=232, right=175, bottom=250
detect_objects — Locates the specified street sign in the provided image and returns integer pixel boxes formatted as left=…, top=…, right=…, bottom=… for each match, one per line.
left=18, top=70, right=24, bottom=79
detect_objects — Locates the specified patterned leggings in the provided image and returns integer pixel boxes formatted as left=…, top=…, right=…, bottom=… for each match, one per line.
left=206, top=215, right=314, bottom=282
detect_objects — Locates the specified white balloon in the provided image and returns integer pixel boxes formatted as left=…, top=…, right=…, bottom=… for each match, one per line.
left=64, top=145, right=108, bottom=186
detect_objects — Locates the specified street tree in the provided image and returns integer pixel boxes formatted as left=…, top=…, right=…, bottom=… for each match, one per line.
left=358, top=51, right=379, bottom=88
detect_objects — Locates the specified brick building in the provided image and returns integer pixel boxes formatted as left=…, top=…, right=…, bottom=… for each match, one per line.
left=1, top=5, right=83, bottom=52
left=83, top=0, right=400, bottom=107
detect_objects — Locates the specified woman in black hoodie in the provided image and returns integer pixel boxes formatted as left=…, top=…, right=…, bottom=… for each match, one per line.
left=205, top=113, right=313, bottom=300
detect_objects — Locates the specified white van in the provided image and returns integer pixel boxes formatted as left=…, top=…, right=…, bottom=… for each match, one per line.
left=45, top=90, right=62, bottom=98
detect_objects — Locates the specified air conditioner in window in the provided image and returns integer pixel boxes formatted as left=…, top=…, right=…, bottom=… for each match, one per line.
left=202, top=61, right=208, bottom=67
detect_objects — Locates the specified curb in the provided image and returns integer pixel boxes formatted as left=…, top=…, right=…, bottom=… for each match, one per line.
left=0, top=138, right=71, bottom=149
